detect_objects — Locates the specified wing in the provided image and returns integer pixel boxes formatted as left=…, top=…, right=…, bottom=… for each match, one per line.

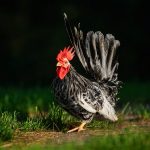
left=76, top=84, right=103, bottom=113
left=64, top=13, right=120, bottom=86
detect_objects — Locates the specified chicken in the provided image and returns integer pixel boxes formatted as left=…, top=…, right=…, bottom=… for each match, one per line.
left=52, top=13, right=121, bottom=133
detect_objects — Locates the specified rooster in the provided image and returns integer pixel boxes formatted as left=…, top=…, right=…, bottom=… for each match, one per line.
left=52, top=13, right=121, bottom=133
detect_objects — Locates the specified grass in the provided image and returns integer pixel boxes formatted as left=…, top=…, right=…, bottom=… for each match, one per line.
left=2, top=128, right=150, bottom=150
left=0, top=82, right=150, bottom=149
left=0, top=87, right=53, bottom=113
left=0, top=112, right=18, bottom=141
left=5, top=132, right=150, bottom=150
left=0, top=88, right=76, bottom=141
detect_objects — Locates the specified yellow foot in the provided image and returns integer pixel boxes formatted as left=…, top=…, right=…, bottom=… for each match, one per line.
left=67, top=122, right=86, bottom=133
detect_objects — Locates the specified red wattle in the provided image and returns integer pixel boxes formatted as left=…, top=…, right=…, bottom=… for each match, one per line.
left=56, top=66, right=70, bottom=80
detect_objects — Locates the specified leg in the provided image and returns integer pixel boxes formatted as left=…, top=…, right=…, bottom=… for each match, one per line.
left=67, top=122, right=86, bottom=133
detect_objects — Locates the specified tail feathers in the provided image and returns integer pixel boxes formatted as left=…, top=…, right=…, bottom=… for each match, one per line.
left=64, top=13, right=120, bottom=84
left=105, top=34, right=120, bottom=80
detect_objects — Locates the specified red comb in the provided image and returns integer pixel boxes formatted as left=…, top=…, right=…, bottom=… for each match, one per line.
left=56, top=46, right=75, bottom=62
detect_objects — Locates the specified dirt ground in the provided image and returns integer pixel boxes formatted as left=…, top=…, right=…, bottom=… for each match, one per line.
left=1, top=119, right=150, bottom=149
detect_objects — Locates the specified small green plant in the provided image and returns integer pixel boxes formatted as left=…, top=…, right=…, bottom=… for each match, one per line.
left=21, top=117, right=44, bottom=131
left=42, top=102, right=75, bottom=131
left=119, top=103, right=150, bottom=119
left=0, top=111, right=18, bottom=141
left=132, top=104, right=150, bottom=119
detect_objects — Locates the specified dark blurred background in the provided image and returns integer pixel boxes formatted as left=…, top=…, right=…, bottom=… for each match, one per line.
left=0, top=0, right=150, bottom=86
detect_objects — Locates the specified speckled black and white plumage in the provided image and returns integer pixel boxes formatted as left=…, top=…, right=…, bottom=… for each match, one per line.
left=52, top=14, right=121, bottom=123
left=52, top=66, right=104, bottom=122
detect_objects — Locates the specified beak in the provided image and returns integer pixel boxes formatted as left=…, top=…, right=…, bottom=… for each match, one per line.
left=56, top=62, right=62, bottom=67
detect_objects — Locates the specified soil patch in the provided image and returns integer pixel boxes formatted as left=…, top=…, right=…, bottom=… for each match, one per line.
left=1, top=119, right=150, bottom=149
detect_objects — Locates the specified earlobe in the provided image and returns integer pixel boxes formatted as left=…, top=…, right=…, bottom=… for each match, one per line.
left=56, top=62, right=62, bottom=67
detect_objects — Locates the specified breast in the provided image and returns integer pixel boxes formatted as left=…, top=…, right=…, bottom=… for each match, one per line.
left=51, top=77, right=94, bottom=121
